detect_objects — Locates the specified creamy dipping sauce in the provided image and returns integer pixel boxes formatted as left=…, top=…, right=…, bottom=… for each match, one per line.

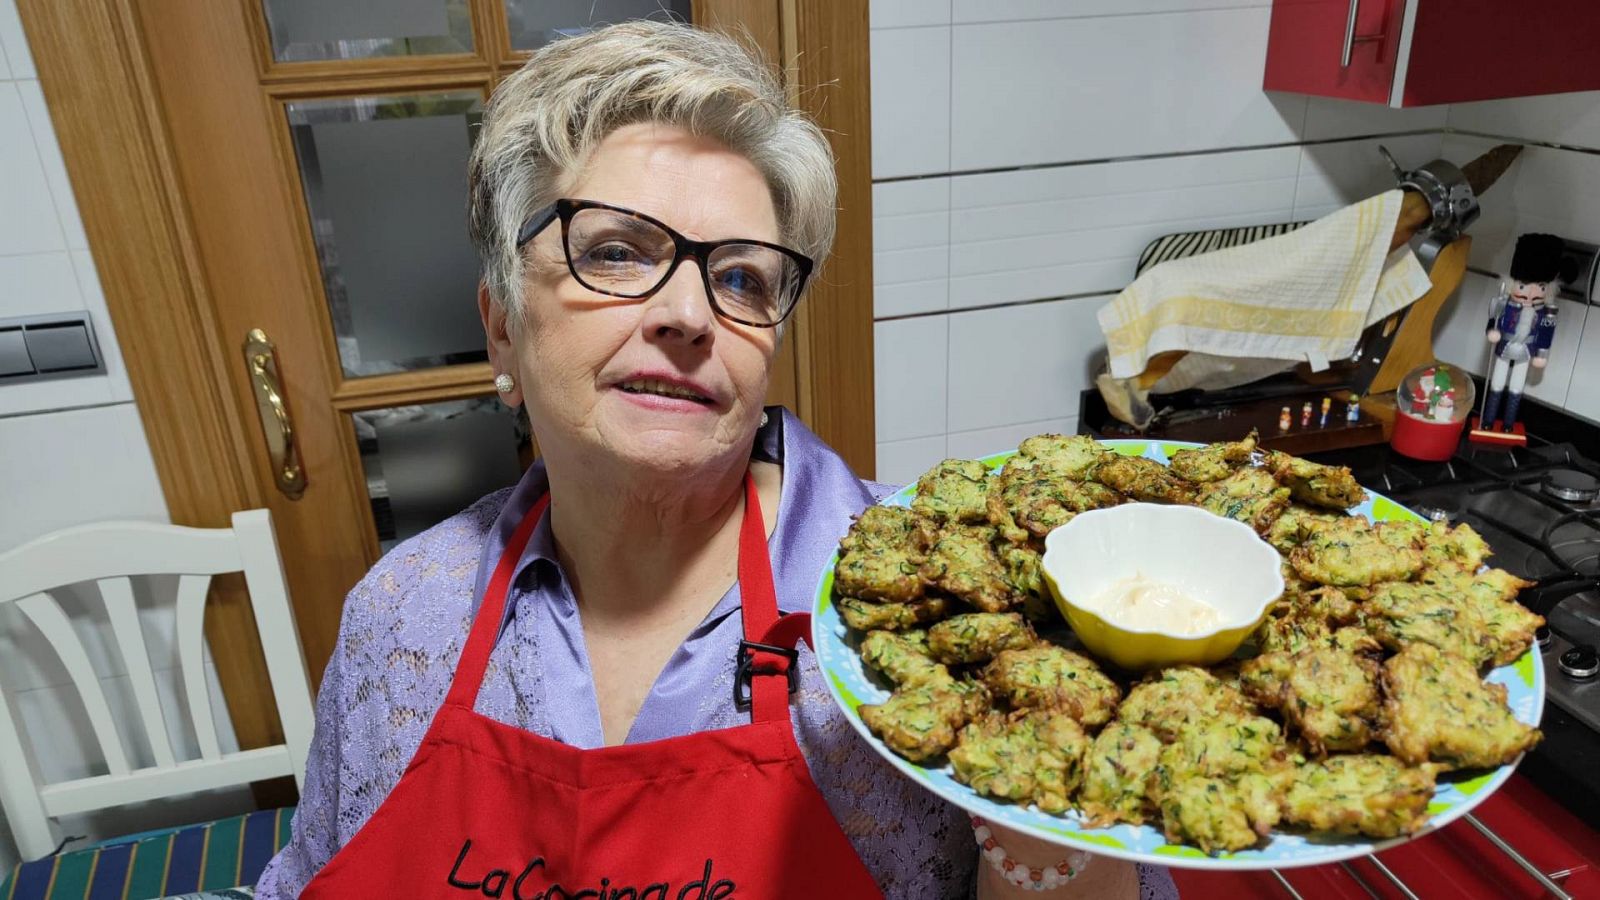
left=1080, top=573, right=1223, bottom=635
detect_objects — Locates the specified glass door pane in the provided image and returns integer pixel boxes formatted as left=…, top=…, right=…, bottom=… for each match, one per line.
left=502, top=0, right=691, bottom=51
left=286, top=92, right=487, bottom=376
left=263, top=0, right=474, bottom=61
left=352, top=398, right=530, bottom=553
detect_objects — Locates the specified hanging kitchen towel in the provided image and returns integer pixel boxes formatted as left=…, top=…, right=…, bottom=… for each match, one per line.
left=1098, top=190, right=1432, bottom=384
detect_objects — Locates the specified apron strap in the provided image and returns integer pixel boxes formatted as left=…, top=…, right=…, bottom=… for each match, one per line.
left=736, top=473, right=804, bottom=725
left=444, top=492, right=550, bottom=712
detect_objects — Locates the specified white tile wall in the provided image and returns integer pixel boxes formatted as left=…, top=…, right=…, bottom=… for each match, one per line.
left=948, top=8, right=1305, bottom=171
left=946, top=294, right=1107, bottom=433
left=870, top=0, right=950, bottom=29
left=946, top=416, right=1076, bottom=460
left=869, top=25, right=950, bottom=178
left=874, top=316, right=947, bottom=442
left=0, top=0, right=33, bottom=79
left=1448, top=90, right=1600, bottom=153
left=875, top=434, right=947, bottom=486
left=873, top=178, right=950, bottom=317
left=1302, top=96, right=1448, bottom=142
left=1566, top=308, right=1600, bottom=422
left=952, top=0, right=1267, bottom=23
left=18, top=78, right=88, bottom=250
left=1294, top=133, right=1446, bottom=220
left=0, top=80, right=64, bottom=256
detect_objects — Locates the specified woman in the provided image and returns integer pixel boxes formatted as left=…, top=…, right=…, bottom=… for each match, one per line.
left=256, top=21, right=1175, bottom=899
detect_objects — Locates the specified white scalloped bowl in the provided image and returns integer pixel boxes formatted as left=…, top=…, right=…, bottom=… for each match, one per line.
left=1041, top=503, right=1284, bottom=671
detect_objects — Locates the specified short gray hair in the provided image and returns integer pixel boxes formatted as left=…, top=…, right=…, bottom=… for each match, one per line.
left=468, top=20, right=838, bottom=325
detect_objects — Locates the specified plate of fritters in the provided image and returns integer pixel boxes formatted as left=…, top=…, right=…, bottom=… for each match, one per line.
left=812, top=435, right=1545, bottom=869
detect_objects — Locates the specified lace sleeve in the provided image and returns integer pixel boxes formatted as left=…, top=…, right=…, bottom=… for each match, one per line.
left=251, top=618, right=349, bottom=898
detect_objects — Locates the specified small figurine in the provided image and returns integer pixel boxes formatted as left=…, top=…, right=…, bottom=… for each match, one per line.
left=1479, top=233, right=1576, bottom=435
left=1279, top=406, right=1292, bottom=431
left=1408, top=365, right=1459, bottom=423
left=1347, top=395, right=1361, bottom=423
left=1300, top=402, right=1312, bottom=427
left=1319, top=397, right=1332, bottom=427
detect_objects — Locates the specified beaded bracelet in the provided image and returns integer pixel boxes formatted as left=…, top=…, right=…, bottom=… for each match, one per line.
left=971, top=816, right=1093, bottom=892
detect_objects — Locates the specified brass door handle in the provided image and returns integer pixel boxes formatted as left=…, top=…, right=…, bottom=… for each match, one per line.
left=243, top=328, right=306, bottom=499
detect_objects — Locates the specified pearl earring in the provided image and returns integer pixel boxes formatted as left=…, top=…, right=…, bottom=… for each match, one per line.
left=494, top=373, right=515, bottom=393
left=760, top=411, right=769, bottom=427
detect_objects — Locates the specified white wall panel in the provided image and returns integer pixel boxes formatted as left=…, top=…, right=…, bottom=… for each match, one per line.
left=870, top=25, right=950, bottom=179
left=875, top=316, right=948, bottom=441
left=873, top=179, right=951, bottom=317
left=1292, top=134, right=1445, bottom=221
left=946, top=294, right=1107, bottom=432
left=18, top=79, right=87, bottom=251
left=954, top=0, right=1267, bottom=24
left=1302, top=96, right=1448, bottom=142
left=945, top=416, right=1077, bottom=459
left=0, top=0, right=33, bottom=79
left=950, top=8, right=1305, bottom=171
left=1565, top=308, right=1600, bottom=421
left=876, top=435, right=947, bottom=486
left=0, top=81, right=63, bottom=256
left=871, top=0, right=950, bottom=29
left=1448, top=91, right=1600, bottom=153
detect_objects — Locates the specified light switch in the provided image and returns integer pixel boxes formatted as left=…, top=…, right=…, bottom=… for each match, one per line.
left=25, top=322, right=99, bottom=372
left=0, top=328, right=33, bottom=377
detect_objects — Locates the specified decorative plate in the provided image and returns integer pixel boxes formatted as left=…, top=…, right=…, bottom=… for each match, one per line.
left=812, top=439, right=1545, bottom=870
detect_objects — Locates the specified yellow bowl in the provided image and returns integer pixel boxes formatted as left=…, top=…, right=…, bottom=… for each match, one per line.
left=1040, top=503, right=1284, bottom=671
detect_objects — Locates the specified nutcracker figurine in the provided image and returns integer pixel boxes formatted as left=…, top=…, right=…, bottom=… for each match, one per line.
left=1474, top=233, right=1575, bottom=440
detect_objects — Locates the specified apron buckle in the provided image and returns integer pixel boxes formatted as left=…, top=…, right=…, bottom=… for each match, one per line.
left=734, top=638, right=800, bottom=710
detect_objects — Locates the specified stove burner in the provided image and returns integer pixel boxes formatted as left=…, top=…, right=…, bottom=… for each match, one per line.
left=1559, top=644, right=1600, bottom=680
left=1544, top=469, right=1600, bottom=503
left=1536, top=625, right=1553, bottom=649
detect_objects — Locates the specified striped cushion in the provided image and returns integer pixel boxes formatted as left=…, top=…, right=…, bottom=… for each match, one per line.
left=1134, top=220, right=1311, bottom=278
left=2, top=808, right=291, bottom=900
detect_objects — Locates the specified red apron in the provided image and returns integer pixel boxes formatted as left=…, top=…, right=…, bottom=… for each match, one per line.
left=302, top=474, right=883, bottom=899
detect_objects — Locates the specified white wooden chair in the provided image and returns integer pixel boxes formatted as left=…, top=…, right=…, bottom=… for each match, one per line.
left=0, top=510, right=314, bottom=860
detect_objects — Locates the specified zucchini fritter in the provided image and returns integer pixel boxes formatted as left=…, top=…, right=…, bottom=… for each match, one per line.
left=1094, top=455, right=1196, bottom=504
left=1364, top=581, right=1496, bottom=667
left=1193, top=467, right=1290, bottom=534
left=1290, top=516, right=1423, bottom=586
left=859, top=629, right=947, bottom=688
left=1242, top=646, right=1380, bottom=755
left=920, top=524, right=1019, bottom=612
left=1253, top=586, right=1377, bottom=655
left=1282, top=754, right=1436, bottom=838
left=1117, top=666, right=1259, bottom=739
left=1265, top=451, right=1366, bottom=510
left=1265, top=504, right=1346, bottom=553
left=927, top=612, right=1036, bottom=665
left=1152, top=716, right=1290, bottom=853
left=860, top=676, right=990, bottom=764
left=1389, top=520, right=1493, bottom=576
left=1015, top=433, right=1110, bottom=480
left=911, top=458, right=993, bottom=524
left=982, top=644, right=1121, bottom=727
left=950, top=708, right=1090, bottom=814
left=1167, top=430, right=1259, bottom=483
left=836, top=594, right=954, bottom=632
left=1421, top=568, right=1542, bottom=666
left=1079, top=721, right=1163, bottom=827
left=1381, top=642, right=1541, bottom=770
left=834, top=506, right=933, bottom=602
left=986, top=461, right=1122, bottom=543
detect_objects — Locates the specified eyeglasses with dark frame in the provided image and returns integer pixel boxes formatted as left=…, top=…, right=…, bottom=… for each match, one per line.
left=515, top=198, right=815, bottom=328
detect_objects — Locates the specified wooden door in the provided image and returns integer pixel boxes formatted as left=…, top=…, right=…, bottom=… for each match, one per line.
left=19, top=0, right=873, bottom=773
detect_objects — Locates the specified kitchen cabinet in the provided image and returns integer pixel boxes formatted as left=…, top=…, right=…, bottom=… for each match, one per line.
left=1264, top=0, right=1600, bottom=107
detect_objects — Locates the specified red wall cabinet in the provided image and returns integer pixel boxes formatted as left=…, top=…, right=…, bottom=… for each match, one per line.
left=1264, top=0, right=1600, bottom=107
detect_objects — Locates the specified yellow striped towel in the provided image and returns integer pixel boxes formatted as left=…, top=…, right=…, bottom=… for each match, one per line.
left=1098, top=190, right=1432, bottom=384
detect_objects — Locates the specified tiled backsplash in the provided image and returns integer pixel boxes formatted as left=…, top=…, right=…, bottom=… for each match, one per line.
left=868, top=0, right=1600, bottom=483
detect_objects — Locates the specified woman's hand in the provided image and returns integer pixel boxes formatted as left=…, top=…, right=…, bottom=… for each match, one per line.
left=974, top=820, right=1139, bottom=899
